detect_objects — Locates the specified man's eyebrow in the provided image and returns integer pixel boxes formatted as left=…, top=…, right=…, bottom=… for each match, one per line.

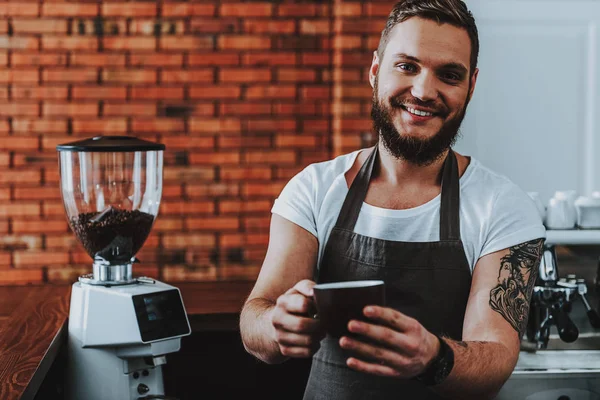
left=392, top=53, right=468, bottom=75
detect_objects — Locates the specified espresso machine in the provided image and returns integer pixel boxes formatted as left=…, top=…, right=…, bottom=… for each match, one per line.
left=57, top=136, right=191, bottom=400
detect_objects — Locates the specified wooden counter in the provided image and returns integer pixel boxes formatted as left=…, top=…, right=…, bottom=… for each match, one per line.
left=0, top=281, right=255, bottom=400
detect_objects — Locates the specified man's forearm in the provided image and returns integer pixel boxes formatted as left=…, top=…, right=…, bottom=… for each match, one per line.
left=432, top=339, right=516, bottom=400
left=239, top=297, right=288, bottom=364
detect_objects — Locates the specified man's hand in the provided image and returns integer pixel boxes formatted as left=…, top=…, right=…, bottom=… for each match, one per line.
left=270, top=279, right=325, bottom=358
left=339, top=306, right=440, bottom=378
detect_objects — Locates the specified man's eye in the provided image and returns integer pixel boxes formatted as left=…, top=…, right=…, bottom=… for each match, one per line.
left=397, top=63, right=417, bottom=72
left=442, top=72, right=461, bottom=81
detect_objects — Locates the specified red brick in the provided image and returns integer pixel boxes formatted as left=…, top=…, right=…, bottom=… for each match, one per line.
left=338, top=84, right=372, bottom=98
left=104, top=103, right=155, bottom=117
left=300, top=19, right=331, bottom=35
left=0, top=3, right=39, bottom=17
left=275, top=135, right=318, bottom=148
left=12, top=19, right=68, bottom=34
left=189, top=85, right=240, bottom=100
left=220, top=103, right=270, bottom=116
left=40, top=135, right=71, bottom=151
left=189, top=152, right=240, bottom=165
left=72, top=19, right=126, bottom=37
left=130, top=53, right=183, bottom=68
left=243, top=182, right=286, bottom=197
left=0, top=103, right=39, bottom=117
left=186, top=183, right=239, bottom=198
left=219, top=68, right=270, bottom=83
left=220, top=166, right=272, bottom=181
left=70, top=53, right=125, bottom=67
left=0, top=270, right=43, bottom=285
left=42, top=201, right=67, bottom=216
left=161, top=69, right=214, bottom=84
left=132, top=119, right=185, bottom=133
left=304, top=120, right=329, bottom=132
left=242, top=53, right=296, bottom=66
left=42, top=36, right=98, bottom=51
left=0, top=153, right=8, bottom=166
left=163, top=3, right=215, bottom=17
left=161, top=266, right=217, bottom=282
left=218, top=136, right=271, bottom=149
left=13, top=187, right=62, bottom=201
left=221, top=3, right=272, bottom=17
left=243, top=20, right=295, bottom=34
left=160, top=36, right=213, bottom=51
left=0, top=37, right=39, bottom=50
left=302, top=52, right=331, bottom=66
left=0, top=251, right=7, bottom=265
left=367, top=36, right=381, bottom=50
left=244, top=216, right=271, bottom=231
left=14, top=251, right=69, bottom=267
left=72, top=119, right=127, bottom=135
left=277, top=4, right=317, bottom=17
left=72, top=86, right=127, bottom=100
left=131, top=86, right=184, bottom=101
left=366, top=3, right=392, bottom=17
left=323, top=68, right=362, bottom=83
left=336, top=19, right=385, bottom=34
left=102, top=69, right=157, bottom=84
left=0, top=87, right=9, bottom=101
left=190, top=18, right=239, bottom=34
left=0, top=69, right=38, bottom=84
left=12, top=86, right=68, bottom=100
left=130, top=19, right=185, bottom=36
left=153, top=218, right=184, bottom=232
left=333, top=35, right=362, bottom=50
left=0, top=21, right=6, bottom=35
left=218, top=35, right=271, bottom=50
left=0, top=137, right=38, bottom=151
left=103, top=37, right=156, bottom=51
left=160, top=201, right=214, bottom=215
left=43, top=102, right=97, bottom=117
left=274, top=103, right=317, bottom=115
left=246, top=85, right=296, bottom=99
left=13, top=119, right=67, bottom=134
left=0, top=202, right=40, bottom=217
left=161, top=136, right=214, bottom=150
left=246, top=150, right=296, bottom=164
left=301, top=86, right=330, bottom=99
left=186, top=217, right=239, bottom=231
left=338, top=3, right=363, bottom=17
left=220, top=199, right=271, bottom=214
left=247, top=119, right=297, bottom=132
left=42, top=3, right=98, bottom=17
left=0, top=52, right=8, bottom=67
left=164, top=167, right=214, bottom=183
left=102, top=3, right=157, bottom=17
left=277, top=68, right=316, bottom=82
left=187, top=52, right=239, bottom=66
left=43, top=68, right=97, bottom=83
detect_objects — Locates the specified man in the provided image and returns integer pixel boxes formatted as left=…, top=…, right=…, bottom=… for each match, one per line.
left=240, top=1, right=546, bottom=399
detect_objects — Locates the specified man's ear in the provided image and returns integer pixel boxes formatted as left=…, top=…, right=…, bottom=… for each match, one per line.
left=369, top=50, right=380, bottom=89
left=467, top=68, right=479, bottom=102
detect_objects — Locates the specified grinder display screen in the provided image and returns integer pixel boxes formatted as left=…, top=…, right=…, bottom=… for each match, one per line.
left=133, top=289, right=190, bottom=342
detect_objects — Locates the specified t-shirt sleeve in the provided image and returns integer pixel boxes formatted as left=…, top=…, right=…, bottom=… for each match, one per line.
left=479, top=183, right=547, bottom=258
left=271, top=165, right=318, bottom=237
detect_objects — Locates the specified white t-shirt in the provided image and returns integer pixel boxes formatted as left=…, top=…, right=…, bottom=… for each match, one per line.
left=272, top=149, right=546, bottom=273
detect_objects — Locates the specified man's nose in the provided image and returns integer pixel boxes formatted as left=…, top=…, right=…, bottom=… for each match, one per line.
left=410, top=71, right=438, bottom=102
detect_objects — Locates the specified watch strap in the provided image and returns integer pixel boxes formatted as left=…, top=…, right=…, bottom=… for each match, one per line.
left=413, top=335, right=454, bottom=386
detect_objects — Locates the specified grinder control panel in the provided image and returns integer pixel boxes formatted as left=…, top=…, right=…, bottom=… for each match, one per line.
left=132, top=289, right=190, bottom=342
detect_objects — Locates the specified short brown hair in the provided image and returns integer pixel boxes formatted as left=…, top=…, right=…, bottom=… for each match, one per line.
left=377, top=0, right=479, bottom=75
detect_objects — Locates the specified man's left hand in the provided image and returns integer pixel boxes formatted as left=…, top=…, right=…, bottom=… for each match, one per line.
left=339, top=306, right=440, bottom=378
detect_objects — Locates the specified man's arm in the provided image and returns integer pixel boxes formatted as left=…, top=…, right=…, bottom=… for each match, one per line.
left=239, top=214, right=319, bottom=364
left=432, top=238, right=544, bottom=399
left=337, top=238, right=544, bottom=400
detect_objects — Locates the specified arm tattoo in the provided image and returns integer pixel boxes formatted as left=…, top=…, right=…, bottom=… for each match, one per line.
left=489, top=238, right=544, bottom=335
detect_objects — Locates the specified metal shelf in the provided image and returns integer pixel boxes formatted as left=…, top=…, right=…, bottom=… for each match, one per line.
left=546, top=229, right=600, bottom=246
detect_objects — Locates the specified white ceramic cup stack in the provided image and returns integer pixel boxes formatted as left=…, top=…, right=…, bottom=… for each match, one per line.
left=574, top=191, right=600, bottom=229
left=545, top=190, right=577, bottom=229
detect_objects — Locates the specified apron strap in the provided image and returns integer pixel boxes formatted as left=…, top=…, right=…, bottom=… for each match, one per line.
left=439, top=150, right=460, bottom=241
left=333, top=146, right=378, bottom=230
left=334, top=145, right=461, bottom=241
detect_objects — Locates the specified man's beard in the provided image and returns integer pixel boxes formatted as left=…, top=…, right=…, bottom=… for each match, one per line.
left=371, top=85, right=470, bottom=166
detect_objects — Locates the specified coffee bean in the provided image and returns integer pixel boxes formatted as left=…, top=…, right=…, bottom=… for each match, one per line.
left=70, top=207, right=154, bottom=263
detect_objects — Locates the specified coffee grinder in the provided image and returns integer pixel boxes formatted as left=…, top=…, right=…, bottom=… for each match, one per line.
left=57, top=136, right=191, bottom=400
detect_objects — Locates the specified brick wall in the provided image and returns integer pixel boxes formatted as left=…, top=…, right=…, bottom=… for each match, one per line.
left=0, top=0, right=392, bottom=285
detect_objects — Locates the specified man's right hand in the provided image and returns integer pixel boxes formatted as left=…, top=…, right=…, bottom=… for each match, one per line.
left=269, top=279, right=325, bottom=358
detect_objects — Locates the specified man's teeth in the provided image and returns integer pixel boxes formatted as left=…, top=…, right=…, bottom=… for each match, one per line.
left=406, top=107, right=433, bottom=117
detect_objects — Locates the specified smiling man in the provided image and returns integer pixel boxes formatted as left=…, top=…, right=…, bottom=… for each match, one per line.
left=240, top=1, right=546, bottom=399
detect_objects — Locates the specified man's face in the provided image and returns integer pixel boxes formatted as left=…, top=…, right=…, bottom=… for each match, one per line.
left=370, top=17, right=478, bottom=166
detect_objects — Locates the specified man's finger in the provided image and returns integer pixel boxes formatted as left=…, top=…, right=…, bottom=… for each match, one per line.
left=277, top=292, right=315, bottom=315
left=363, top=306, right=417, bottom=332
left=272, top=310, right=322, bottom=333
left=293, top=279, right=316, bottom=297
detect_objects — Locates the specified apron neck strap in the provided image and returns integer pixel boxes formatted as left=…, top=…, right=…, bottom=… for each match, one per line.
left=334, top=145, right=461, bottom=241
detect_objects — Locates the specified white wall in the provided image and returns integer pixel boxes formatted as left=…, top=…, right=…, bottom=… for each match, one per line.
left=456, top=1, right=600, bottom=204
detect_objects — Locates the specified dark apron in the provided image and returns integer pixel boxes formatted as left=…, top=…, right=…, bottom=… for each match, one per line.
left=303, top=146, right=472, bottom=400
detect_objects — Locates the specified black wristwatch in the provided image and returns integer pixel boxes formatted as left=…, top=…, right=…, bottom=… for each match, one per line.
left=413, top=335, right=454, bottom=386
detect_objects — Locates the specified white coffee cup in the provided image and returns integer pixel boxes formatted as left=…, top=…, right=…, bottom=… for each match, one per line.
left=546, top=191, right=577, bottom=229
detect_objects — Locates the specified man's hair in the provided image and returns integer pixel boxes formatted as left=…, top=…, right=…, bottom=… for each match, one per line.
left=377, top=0, right=479, bottom=75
